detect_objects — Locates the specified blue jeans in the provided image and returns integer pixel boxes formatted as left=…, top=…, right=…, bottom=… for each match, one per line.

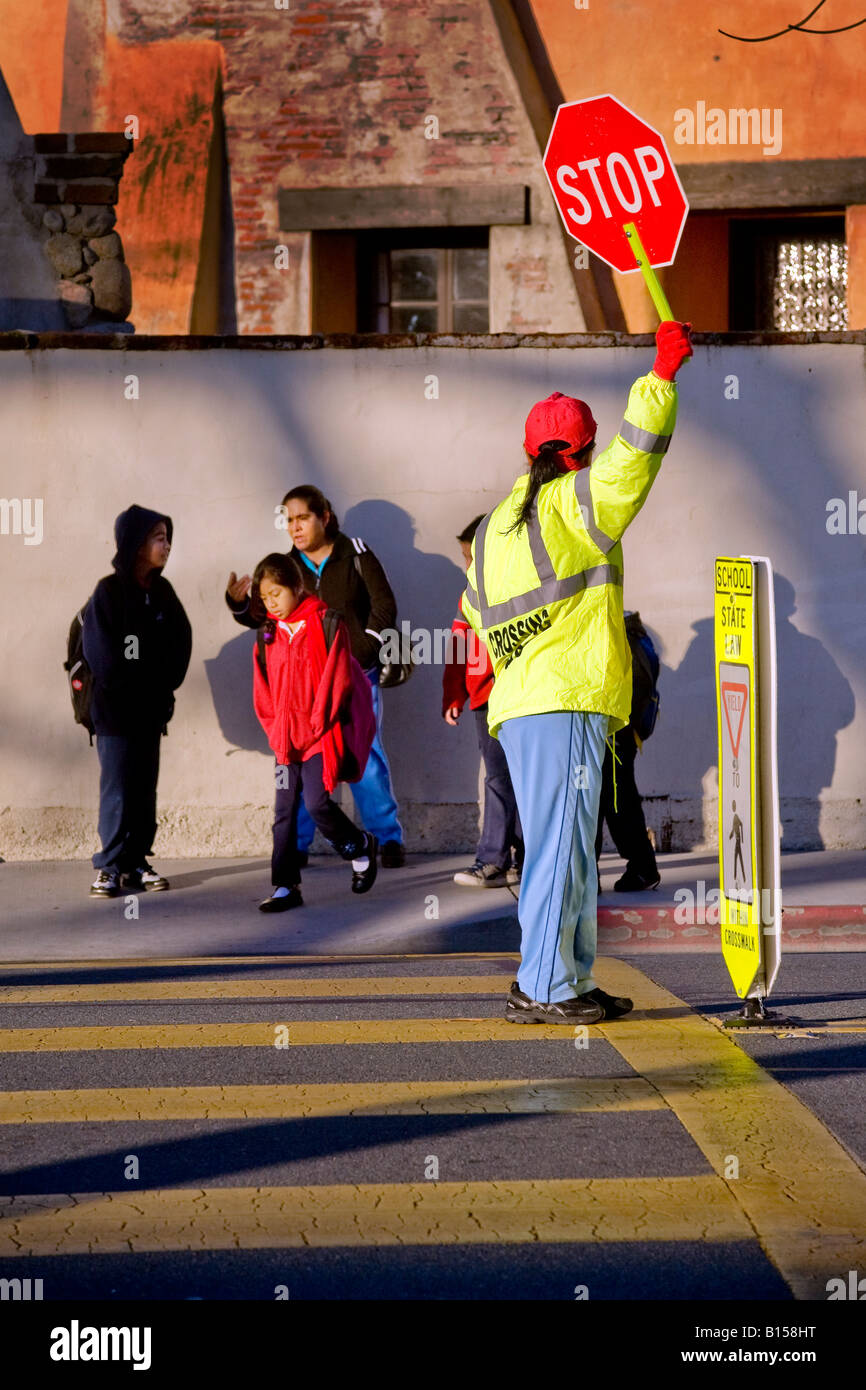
left=297, top=668, right=403, bottom=851
left=498, top=711, right=609, bottom=1003
left=475, top=704, right=522, bottom=870
left=93, top=732, right=161, bottom=873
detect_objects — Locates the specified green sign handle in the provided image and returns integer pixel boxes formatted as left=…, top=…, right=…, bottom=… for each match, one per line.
left=622, top=222, right=674, bottom=322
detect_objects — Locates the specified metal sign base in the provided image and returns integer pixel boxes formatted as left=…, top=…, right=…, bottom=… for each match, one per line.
left=724, top=997, right=795, bottom=1029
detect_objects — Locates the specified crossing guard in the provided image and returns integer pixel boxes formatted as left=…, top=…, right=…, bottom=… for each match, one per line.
left=461, top=325, right=691, bottom=1019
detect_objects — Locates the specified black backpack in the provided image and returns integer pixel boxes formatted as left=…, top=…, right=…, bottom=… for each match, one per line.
left=625, top=611, right=660, bottom=742
left=255, top=609, right=341, bottom=682
left=63, top=603, right=96, bottom=743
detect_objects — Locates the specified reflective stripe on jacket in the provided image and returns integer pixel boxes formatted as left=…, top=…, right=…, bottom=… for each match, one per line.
left=460, top=371, right=677, bottom=737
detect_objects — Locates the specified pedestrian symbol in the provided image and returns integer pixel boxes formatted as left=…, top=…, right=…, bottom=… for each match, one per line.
left=730, top=800, right=746, bottom=882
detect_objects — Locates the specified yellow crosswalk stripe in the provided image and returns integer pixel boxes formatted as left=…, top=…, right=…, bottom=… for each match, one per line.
left=0, top=976, right=515, bottom=1003
left=595, top=958, right=866, bottom=1300
left=0, top=1018, right=585, bottom=1049
left=0, top=1077, right=664, bottom=1122
left=0, top=953, right=518, bottom=971
left=0, top=1176, right=751, bottom=1254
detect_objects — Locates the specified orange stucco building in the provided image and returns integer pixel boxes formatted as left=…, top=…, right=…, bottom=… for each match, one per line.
left=1, top=0, right=863, bottom=333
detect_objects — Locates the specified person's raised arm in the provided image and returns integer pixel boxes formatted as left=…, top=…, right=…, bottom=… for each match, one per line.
left=568, top=321, right=692, bottom=550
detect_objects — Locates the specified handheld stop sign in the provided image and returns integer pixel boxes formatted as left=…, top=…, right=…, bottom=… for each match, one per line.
left=542, top=94, right=689, bottom=321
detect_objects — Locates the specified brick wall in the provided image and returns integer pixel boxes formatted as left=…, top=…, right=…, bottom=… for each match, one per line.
left=108, top=0, right=582, bottom=333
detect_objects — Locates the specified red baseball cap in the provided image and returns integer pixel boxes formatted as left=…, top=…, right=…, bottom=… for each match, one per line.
left=524, top=392, right=597, bottom=464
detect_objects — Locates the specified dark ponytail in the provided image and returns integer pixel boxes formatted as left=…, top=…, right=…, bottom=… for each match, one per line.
left=504, top=439, right=592, bottom=535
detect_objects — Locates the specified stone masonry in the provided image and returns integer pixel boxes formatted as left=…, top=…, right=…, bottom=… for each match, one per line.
left=34, top=132, right=133, bottom=328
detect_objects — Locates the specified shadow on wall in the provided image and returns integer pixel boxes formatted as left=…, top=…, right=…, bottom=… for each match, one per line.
left=647, top=572, right=855, bottom=851
left=342, top=498, right=466, bottom=642
left=204, top=626, right=270, bottom=756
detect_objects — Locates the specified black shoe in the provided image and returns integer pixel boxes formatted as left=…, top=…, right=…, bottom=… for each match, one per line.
left=351, top=834, right=379, bottom=894
left=90, top=870, right=120, bottom=898
left=296, top=852, right=309, bottom=870
left=582, top=986, right=634, bottom=1019
left=505, top=981, right=604, bottom=1026
left=380, top=840, right=405, bottom=868
left=614, top=867, right=661, bottom=892
left=258, top=887, right=303, bottom=913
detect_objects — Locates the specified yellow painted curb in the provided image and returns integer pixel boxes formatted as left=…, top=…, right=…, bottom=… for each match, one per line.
left=594, top=958, right=866, bottom=1300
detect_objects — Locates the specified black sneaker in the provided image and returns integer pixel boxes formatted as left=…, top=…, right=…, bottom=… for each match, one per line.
left=380, top=840, right=405, bottom=868
left=582, top=986, right=634, bottom=1019
left=258, top=887, right=303, bottom=913
left=505, top=981, right=604, bottom=1026
left=614, top=867, right=661, bottom=892
left=90, top=870, right=120, bottom=898
left=351, top=833, right=379, bottom=894
left=122, top=863, right=169, bottom=892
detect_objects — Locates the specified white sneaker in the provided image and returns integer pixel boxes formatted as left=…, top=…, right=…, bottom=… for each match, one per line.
left=453, top=862, right=508, bottom=888
left=121, top=863, right=170, bottom=891
left=90, top=870, right=120, bottom=898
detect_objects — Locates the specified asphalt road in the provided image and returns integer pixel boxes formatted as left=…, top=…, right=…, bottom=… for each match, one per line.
left=0, top=943, right=863, bottom=1301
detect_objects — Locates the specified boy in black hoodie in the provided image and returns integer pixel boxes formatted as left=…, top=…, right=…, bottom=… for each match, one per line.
left=83, top=505, right=192, bottom=898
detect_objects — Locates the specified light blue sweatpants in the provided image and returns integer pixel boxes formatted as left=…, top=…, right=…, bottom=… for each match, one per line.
left=498, top=711, right=609, bottom=1003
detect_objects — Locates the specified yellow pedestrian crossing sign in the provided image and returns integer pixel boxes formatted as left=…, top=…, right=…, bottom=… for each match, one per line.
left=714, top=557, right=781, bottom=1001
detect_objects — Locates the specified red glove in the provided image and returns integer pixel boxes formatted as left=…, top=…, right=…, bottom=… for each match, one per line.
left=652, top=321, right=693, bottom=381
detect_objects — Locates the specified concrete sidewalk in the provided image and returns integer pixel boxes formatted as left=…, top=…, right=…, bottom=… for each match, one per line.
left=0, top=849, right=864, bottom=961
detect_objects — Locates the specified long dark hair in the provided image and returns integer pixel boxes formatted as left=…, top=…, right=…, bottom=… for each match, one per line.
left=251, top=552, right=306, bottom=622
left=504, top=439, right=594, bottom=534
left=282, top=485, right=340, bottom=540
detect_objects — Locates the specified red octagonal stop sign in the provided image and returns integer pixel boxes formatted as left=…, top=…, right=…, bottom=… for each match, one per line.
left=543, top=94, right=688, bottom=274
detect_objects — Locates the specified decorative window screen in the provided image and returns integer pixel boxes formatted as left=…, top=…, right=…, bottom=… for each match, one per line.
left=772, top=238, right=848, bottom=331
left=730, top=216, right=848, bottom=331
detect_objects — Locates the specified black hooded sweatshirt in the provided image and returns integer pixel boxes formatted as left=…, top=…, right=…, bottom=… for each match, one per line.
left=83, top=505, right=192, bottom=735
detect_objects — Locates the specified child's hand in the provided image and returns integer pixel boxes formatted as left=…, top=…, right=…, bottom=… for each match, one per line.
left=227, top=571, right=252, bottom=602
left=444, top=705, right=462, bottom=726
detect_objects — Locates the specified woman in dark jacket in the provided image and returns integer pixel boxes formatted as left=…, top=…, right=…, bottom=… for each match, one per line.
left=226, top=485, right=405, bottom=866
left=84, top=504, right=192, bottom=898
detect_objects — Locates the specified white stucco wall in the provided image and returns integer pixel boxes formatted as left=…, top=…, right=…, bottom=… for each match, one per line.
left=1, top=335, right=864, bottom=858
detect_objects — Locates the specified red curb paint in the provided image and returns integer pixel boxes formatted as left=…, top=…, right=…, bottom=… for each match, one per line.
left=597, top=904, right=866, bottom=952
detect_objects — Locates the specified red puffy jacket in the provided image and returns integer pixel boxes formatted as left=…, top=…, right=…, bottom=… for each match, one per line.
left=253, top=596, right=375, bottom=790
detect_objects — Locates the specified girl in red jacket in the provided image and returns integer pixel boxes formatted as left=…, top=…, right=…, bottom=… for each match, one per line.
left=251, top=553, right=377, bottom=911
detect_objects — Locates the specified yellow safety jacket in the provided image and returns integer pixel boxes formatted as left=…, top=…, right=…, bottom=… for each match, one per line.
left=461, top=371, right=677, bottom=737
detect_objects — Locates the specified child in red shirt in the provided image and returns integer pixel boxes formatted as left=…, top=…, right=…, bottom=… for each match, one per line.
left=251, top=553, right=377, bottom=911
left=442, top=516, right=524, bottom=888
